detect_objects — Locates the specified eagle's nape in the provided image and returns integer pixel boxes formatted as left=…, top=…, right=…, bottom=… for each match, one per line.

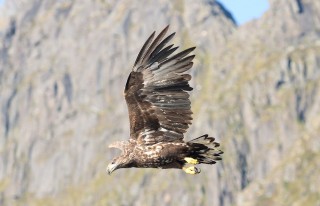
left=107, top=25, right=223, bottom=175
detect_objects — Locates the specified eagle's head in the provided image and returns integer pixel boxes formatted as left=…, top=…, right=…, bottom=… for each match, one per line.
left=107, top=155, right=131, bottom=174
left=107, top=140, right=133, bottom=174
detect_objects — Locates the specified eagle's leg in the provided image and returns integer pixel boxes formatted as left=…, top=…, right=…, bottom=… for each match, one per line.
left=182, top=166, right=201, bottom=174
left=184, top=157, right=199, bottom=164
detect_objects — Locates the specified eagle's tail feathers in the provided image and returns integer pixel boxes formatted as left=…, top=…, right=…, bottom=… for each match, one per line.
left=187, top=134, right=223, bottom=165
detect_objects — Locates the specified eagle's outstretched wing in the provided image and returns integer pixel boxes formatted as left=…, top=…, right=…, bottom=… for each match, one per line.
left=124, top=25, right=195, bottom=145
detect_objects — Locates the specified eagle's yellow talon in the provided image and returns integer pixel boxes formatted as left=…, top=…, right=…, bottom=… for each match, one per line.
left=184, top=157, right=199, bottom=164
left=183, top=166, right=201, bottom=175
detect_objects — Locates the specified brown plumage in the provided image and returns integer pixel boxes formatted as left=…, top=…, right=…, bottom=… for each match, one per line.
left=107, top=25, right=223, bottom=175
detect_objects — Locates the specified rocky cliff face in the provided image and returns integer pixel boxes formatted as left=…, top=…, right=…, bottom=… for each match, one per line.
left=0, top=0, right=319, bottom=205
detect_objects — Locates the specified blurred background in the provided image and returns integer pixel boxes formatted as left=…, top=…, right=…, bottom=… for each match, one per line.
left=0, top=0, right=320, bottom=205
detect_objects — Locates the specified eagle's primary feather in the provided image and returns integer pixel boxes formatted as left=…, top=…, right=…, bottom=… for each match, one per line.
left=107, top=25, right=223, bottom=175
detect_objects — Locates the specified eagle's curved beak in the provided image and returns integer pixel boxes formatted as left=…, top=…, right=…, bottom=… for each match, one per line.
left=107, top=163, right=118, bottom=175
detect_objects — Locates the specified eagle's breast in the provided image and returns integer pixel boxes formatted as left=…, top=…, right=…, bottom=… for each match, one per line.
left=133, top=142, right=188, bottom=168
left=144, top=145, right=163, bottom=157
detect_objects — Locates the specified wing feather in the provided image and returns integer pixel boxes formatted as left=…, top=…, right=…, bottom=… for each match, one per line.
left=148, top=33, right=175, bottom=63
left=134, top=32, right=155, bottom=67
left=141, top=25, right=170, bottom=66
left=125, top=25, right=195, bottom=145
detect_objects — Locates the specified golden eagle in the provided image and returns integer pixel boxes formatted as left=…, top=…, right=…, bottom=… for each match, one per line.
left=107, top=26, right=223, bottom=175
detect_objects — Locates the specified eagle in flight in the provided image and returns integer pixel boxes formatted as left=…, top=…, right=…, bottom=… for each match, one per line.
left=107, top=25, right=223, bottom=175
